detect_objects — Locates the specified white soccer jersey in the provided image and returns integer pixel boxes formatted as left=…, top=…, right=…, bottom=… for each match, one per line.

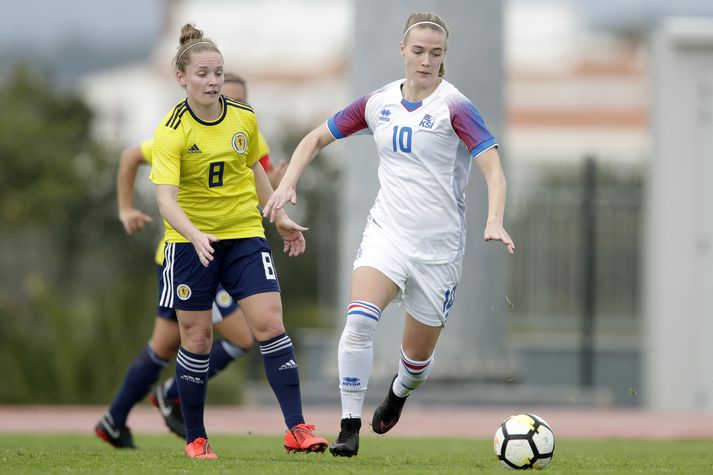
left=327, top=78, right=498, bottom=263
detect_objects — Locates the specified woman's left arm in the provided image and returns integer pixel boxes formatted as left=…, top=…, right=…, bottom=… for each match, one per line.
left=476, top=147, right=515, bottom=255
left=249, top=162, right=308, bottom=257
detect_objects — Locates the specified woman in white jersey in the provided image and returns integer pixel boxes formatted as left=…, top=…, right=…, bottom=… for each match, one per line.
left=264, top=12, right=514, bottom=457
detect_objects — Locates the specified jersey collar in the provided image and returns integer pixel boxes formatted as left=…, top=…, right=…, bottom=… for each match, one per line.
left=186, top=96, right=227, bottom=126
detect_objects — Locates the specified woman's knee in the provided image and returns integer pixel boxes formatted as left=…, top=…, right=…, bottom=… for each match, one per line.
left=247, top=312, right=285, bottom=340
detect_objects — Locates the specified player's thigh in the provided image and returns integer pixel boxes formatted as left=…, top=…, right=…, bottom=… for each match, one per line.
left=351, top=266, right=400, bottom=310
left=401, top=314, right=442, bottom=360
left=236, top=291, right=283, bottom=341
left=177, top=309, right=214, bottom=353
left=351, top=222, right=404, bottom=309
left=219, top=238, right=282, bottom=340
left=213, top=307, right=253, bottom=349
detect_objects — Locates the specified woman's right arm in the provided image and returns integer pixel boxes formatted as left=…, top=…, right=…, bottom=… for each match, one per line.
left=117, top=146, right=153, bottom=235
left=262, top=123, right=335, bottom=222
left=155, top=184, right=218, bottom=267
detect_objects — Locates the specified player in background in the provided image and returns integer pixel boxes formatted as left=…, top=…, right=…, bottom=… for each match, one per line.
left=149, top=23, right=327, bottom=458
left=94, top=73, right=285, bottom=449
left=263, top=12, right=514, bottom=457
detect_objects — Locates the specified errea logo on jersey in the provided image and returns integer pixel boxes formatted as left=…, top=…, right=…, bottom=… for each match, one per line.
left=379, top=108, right=392, bottom=122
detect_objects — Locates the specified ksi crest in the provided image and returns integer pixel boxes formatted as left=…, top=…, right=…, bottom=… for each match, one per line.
left=419, top=114, right=435, bottom=129
left=232, top=132, right=247, bottom=154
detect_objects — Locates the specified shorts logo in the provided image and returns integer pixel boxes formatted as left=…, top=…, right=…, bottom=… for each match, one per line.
left=355, top=247, right=363, bottom=259
left=216, top=289, right=232, bottom=308
left=176, top=284, right=192, bottom=301
left=232, top=132, right=247, bottom=154
left=442, top=285, right=457, bottom=315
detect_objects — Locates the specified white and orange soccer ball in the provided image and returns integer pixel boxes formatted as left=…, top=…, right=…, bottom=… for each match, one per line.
left=493, top=413, right=555, bottom=470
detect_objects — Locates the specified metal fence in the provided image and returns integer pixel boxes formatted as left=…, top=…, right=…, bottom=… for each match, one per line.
left=504, top=159, right=643, bottom=405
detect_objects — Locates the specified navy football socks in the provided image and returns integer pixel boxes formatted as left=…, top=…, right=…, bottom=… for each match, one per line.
left=259, top=333, right=305, bottom=429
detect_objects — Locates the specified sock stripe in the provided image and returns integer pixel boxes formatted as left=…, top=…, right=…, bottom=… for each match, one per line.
left=350, top=300, right=381, bottom=314
left=400, top=349, right=432, bottom=375
left=347, top=309, right=380, bottom=321
left=348, top=301, right=381, bottom=321
left=260, top=335, right=292, bottom=355
left=177, top=349, right=209, bottom=373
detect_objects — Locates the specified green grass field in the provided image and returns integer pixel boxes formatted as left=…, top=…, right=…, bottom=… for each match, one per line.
left=1, top=434, right=712, bottom=474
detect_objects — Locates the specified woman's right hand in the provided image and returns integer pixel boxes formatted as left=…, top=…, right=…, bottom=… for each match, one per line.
left=191, top=232, right=220, bottom=267
left=263, top=182, right=297, bottom=223
left=119, top=207, right=153, bottom=235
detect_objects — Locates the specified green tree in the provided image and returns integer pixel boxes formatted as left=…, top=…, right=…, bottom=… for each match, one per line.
left=0, top=65, right=159, bottom=403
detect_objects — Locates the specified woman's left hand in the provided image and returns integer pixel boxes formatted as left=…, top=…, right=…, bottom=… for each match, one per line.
left=484, top=222, right=515, bottom=255
left=275, top=214, right=309, bottom=257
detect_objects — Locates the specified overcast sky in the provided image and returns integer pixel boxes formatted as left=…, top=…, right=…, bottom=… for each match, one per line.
left=3, top=0, right=713, bottom=86
left=4, top=0, right=713, bottom=48
left=0, top=0, right=163, bottom=47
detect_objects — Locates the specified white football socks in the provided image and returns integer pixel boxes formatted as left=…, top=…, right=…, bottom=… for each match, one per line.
left=393, top=347, right=434, bottom=398
left=338, top=300, right=381, bottom=419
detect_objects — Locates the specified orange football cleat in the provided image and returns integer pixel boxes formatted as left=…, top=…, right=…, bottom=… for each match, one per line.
left=284, top=423, right=328, bottom=453
left=185, top=437, right=218, bottom=459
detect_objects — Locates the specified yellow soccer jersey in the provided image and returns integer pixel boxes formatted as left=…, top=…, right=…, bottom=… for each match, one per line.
left=150, top=96, right=265, bottom=243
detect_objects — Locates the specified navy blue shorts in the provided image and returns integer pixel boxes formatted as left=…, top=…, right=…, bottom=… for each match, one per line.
left=155, top=265, right=239, bottom=320
left=158, top=237, right=280, bottom=311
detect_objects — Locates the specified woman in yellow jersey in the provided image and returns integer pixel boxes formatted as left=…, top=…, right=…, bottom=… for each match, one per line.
left=149, top=24, right=327, bottom=459
left=95, top=74, right=285, bottom=450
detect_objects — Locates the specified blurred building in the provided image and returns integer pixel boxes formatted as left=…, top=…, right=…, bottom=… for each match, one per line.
left=506, top=1, right=649, bottom=165
left=81, top=0, right=352, bottom=162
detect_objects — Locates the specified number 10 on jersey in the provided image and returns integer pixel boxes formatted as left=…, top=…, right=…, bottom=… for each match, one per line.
left=392, top=126, right=412, bottom=153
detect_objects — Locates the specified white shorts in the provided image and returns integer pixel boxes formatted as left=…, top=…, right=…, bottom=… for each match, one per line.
left=353, top=219, right=462, bottom=327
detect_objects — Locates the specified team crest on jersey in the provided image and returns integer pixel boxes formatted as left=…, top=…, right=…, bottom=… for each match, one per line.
left=419, top=114, right=435, bottom=129
left=176, top=284, right=192, bottom=301
left=216, top=289, right=232, bottom=308
left=378, top=108, right=392, bottom=122
left=232, top=132, right=248, bottom=154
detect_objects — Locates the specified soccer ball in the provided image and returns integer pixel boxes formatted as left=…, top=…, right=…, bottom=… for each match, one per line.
left=493, top=413, right=555, bottom=470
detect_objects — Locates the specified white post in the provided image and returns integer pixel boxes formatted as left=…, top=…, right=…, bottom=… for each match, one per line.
left=644, top=18, right=713, bottom=409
